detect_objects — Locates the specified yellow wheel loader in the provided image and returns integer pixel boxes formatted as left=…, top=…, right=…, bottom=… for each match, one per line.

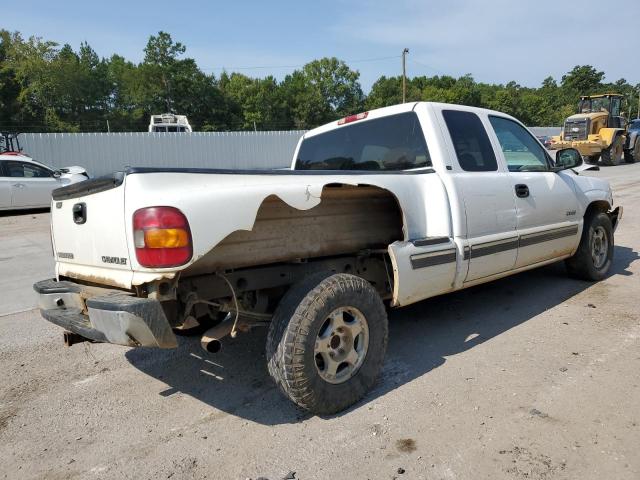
left=551, top=94, right=637, bottom=166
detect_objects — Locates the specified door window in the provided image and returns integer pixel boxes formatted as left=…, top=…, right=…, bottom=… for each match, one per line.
left=489, top=116, right=550, bottom=172
left=442, top=110, right=497, bottom=171
left=4, top=161, right=53, bottom=178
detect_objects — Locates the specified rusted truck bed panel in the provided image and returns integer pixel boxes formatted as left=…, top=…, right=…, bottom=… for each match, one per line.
left=183, top=186, right=403, bottom=275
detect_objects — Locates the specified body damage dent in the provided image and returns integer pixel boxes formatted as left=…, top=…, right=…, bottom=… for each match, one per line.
left=125, top=171, right=452, bottom=274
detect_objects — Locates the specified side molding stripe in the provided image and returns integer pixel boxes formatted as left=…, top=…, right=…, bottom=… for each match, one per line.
left=409, top=225, right=578, bottom=270
left=518, top=225, right=579, bottom=248
left=471, top=238, right=519, bottom=259
left=412, top=236, right=450, bottom=247
left=411, top=249, right=457, bottom=269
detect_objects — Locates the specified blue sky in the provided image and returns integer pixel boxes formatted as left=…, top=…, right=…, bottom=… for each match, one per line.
left=5, top=0, right=640, bottom=91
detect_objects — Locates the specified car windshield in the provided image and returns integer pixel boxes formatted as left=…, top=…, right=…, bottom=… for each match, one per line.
left=295, top=112, right=432, bottom=171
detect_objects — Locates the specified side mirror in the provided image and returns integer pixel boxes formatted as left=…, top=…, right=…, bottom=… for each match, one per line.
left=555, top=148, right=583, bottom=170
left=52, top=170, right=62, bottom=179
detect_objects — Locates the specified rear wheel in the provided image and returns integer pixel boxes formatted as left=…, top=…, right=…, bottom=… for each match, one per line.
left=601, top=135, right=623, bottom=166
left=565, top=212, right=614, bottom=281
left=624, top=140, right=639, bottom=163
left=266, top=272, right=388, bottom=414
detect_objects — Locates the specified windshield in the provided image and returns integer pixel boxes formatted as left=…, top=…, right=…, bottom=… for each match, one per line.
left=580, top=97, right=611, bottom=113
left=295, top=112, right=431, bottom=171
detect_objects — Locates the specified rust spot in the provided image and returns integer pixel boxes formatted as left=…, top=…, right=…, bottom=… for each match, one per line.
left=64, top=271, right=130, bottom=290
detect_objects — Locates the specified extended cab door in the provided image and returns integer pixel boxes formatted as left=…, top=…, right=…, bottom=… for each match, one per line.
left=487, top=116, right=580, bottom=267
left=439, top=109, right=518, bottom=282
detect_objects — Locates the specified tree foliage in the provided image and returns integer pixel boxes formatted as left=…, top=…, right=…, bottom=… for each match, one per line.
left=1, top=29, right=638, bottom=133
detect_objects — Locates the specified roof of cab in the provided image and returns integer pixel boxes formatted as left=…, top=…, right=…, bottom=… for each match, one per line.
left=302, top=101, right=520, bottom=140
left=0, top=152, right=50, bottom=170
left=0, top=152, right=31, bottom=161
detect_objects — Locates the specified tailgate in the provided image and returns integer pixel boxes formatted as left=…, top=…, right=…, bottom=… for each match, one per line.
left=51, top=173, right=133, bottom=288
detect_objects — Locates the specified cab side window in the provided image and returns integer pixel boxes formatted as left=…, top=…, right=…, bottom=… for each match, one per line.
left=4, top=161, right=53, bottom=178
left=489, top=116, right=549, bottom=172
left=442, top=110, right=497, bottom=171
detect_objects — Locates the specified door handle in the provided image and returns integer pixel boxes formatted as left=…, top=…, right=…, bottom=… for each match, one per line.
left=12, top=183, right=25, bottom=188
left=515, top=184, right=529, bottom=198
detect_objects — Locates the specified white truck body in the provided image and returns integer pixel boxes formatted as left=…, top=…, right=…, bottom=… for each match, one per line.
left=47, top=102, right=614, bottom=304
left=34, top=101, right=621, bottom=413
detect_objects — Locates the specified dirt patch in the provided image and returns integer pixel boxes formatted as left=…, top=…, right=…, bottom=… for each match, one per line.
left=499, top=446, right=565, bottom=479
left=396, top=438, right=417, bottom=453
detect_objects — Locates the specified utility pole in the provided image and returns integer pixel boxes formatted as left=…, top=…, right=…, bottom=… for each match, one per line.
left=106, top=119, right=110, bottom=133
left=402, top=48, right=409, bottom=103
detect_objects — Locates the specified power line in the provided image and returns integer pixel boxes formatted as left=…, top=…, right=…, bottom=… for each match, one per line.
left=198, top=55, right=401, bottom=72
left=407, top=58, right=447, bottom=76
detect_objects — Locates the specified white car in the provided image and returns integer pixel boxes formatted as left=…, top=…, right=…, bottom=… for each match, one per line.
left=0, top=152, right=89, bottom=210
left=34, top=102, right=621, bottom=414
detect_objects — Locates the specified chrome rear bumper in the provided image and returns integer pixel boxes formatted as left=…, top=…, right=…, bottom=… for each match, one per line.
left=33, top=278, right=177, bottom=348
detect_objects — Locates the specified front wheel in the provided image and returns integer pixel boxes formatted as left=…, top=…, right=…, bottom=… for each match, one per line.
left=266, top=273, right=388, bottom=414
left=601, top=136, right=623, bottom=166
left=565, top=212, right=614, bottom=281
left=624, top=141, right=639, bottom=164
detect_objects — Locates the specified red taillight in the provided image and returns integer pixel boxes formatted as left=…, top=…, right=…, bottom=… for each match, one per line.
left=338, top=112, right=368, bottom=125
left=133, top=206, right=192, bottom=268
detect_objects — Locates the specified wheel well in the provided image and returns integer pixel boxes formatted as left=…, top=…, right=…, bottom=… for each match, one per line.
left=184, top=183, right=405, bottom=275
left=584, top=200, right=610, bottom=220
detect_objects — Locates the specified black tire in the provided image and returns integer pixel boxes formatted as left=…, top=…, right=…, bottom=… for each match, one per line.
left=601, top=135, right=623, bottom=166
left=266, top=272, right=388, bottom=414
left=565, top=212, right=614, bottom=281
left=585, top=154, right=600, bottom=164
left=624, top=140, right=639, bottom=164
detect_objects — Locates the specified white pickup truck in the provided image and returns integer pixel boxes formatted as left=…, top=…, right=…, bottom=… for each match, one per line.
left=34, top=102, right=622, bottom=414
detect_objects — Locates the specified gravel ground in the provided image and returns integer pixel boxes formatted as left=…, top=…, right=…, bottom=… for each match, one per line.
left=1, top=165, right=639, bottom=480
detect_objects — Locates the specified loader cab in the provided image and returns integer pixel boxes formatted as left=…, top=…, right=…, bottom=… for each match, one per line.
left=578, top=94, right=624, bottom=129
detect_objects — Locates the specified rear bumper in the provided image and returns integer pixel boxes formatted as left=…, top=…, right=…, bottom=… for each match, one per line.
left=33, top=279, right=177, bottom=348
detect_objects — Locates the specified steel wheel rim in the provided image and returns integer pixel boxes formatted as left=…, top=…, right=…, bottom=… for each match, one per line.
left=591, top=226, right=608, bottom=269
left=314, top=306, right=370, bottom=384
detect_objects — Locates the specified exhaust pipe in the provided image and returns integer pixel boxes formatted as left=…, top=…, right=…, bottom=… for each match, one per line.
left=200, top=316, right=235, bottom=353
left=63, top=331, right=90, bottom=347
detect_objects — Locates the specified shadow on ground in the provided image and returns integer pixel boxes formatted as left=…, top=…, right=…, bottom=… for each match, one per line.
left=126, top=245, right=638, bottom=425
left=0, top=208, right=49, bottom=218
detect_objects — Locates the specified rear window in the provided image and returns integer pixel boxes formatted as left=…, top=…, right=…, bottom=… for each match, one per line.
left=295, top=112, right=432, bottom=171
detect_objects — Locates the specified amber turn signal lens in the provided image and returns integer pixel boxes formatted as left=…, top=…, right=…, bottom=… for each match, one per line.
left=143, top=228, right=189, bottom=248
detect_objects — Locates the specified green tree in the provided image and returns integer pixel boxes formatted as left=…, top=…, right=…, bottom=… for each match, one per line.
left=282, top=57, right=364, bottom=129
left=561, top=65, right=605, bottom=97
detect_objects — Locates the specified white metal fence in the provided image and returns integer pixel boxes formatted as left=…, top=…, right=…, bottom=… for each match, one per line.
left=19, top=127, right=562, bottom=178
left=529, top=127, right=562, bottom=137
left=19, top=131, right=305, bottom=177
